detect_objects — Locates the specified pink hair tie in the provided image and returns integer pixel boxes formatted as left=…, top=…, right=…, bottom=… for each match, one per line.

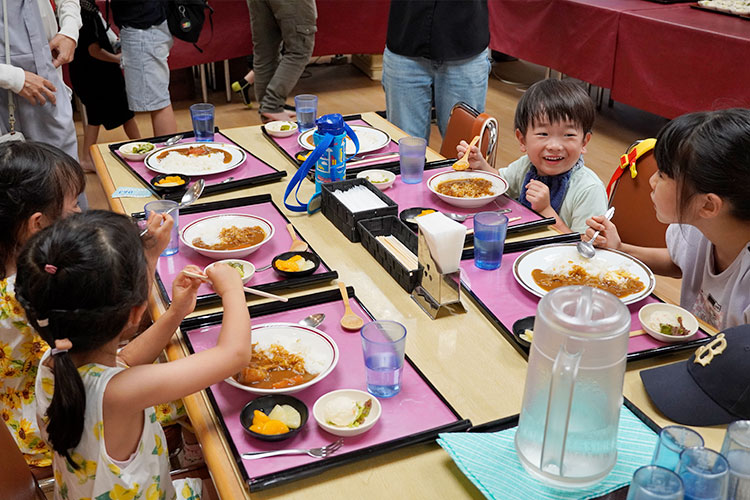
left=50, top=338, right=72, bottom=356
left=44, top=264, right=57, bottom=275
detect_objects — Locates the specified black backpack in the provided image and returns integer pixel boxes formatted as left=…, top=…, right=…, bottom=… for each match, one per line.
left=166, top=0, right=214, bottom=51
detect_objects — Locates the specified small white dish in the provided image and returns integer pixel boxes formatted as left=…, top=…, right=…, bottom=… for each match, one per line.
left=356, top=169, right=396, bottom=190
left=118, top=141, right=155, bottom=161
left=180, top=213, right=275, bottom=260
left=265, top=120, right=298, bottom=138
left=204, top=259, right=255, bottom=285
left=638, top=303, right=699, bottom=343
left=312, top=389, right=381, bottom=437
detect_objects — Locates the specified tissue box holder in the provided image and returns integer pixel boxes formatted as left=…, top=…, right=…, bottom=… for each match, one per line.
left=358, top=216, right=423, bottom=293
left=321, top=178, right=398, bottom=242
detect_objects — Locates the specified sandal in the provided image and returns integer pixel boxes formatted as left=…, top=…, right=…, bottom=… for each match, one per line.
left=231, top=80, right=253, bottom=108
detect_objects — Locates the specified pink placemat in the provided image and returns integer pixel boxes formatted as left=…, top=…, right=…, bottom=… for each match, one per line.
left=459, top=251, right=709, bottom=357
left=183, top=297, right=465, bottom=488
left=385, top=167, right=547, bottom=231
left=112, top=132, right=280, bottom=186
left=154, top=200, right=334, bottom=304
left=264, top=118, right=399, bottom=168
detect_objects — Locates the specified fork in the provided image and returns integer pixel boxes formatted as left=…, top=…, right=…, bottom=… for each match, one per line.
left=241, top=438, right=344, bottom=460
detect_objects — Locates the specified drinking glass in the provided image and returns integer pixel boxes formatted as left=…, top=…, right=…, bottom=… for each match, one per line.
left=190, top=103, right=215, bottom=142
left=677, top=447, right=729, bottom=500
left=721, top=421, right=750, bottom=456
left=726, top=449, right=750, bottom=500
left=473, top=211, right=508, bottom=270
left=144, top=200, right=179, bottom=256
left=294, top=94, right=318, bottom=132
left=626, top=465, right=685, bottom=500
left=652, top=426, right=705, bottom=471
left=398, top=137, right=427, bottom=184
left=360, top=320, right=406, bottom=398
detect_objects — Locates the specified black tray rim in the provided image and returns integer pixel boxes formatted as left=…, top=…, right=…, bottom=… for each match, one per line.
left=179, top=287, right=472, bottom=492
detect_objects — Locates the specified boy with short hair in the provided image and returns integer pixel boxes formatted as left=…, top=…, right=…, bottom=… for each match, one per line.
left=458, top=79, right=607, bottom=233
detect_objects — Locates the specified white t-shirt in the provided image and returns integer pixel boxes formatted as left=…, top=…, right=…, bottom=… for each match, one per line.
left=667, top=224, right=750, bottom=330
left=500, top=155, right=608, bottom=233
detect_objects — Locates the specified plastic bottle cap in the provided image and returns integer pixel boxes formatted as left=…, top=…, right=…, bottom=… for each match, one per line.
left=316, top=114, right=345, bottom=135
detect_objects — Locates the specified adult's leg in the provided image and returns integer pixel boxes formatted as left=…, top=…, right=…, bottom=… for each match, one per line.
left=151, top=105, right=177, bottom=137
left=381, top=47, right=434, bottom=143
left=257, top=0, right=316, bottom=115
left=123, top=117, right=141, bottom=140
left=248, top=0, right=282, bottom=109
left=433, top=49, right=490, bottom=137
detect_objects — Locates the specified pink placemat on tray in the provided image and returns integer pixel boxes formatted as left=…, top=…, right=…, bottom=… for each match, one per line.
left=459, top=251, right=709, bottom=358
left=155, top=201, right=333, bottom=303
left=113, top=133, right=279, bottom=185
left=183, top=298, right=465, bottom=485
left=385, top=166, right=547, bottom=231
left=265, top=118, right=399, bottom=167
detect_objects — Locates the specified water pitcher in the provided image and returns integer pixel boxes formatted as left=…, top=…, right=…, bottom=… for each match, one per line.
left=515, top=286, right=630, bottom=488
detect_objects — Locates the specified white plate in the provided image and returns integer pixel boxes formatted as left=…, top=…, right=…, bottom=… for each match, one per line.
left=297, top=125, right=391, bottom=155
left=638, top=303, right=699, bottom=343
left=180, top=213, right=275, bottom=260
left=426, top=170, right=509, bottom=209
left=144, top=142, right=246, bottom=176
left=512, top=243, right=655, bottom=305
left=225, top=323, right=339, bottom=395
left=312, top=389, right=381, bottom=437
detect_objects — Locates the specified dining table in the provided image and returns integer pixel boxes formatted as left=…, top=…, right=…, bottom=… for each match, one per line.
left=92, top=112, right=724, bottom=499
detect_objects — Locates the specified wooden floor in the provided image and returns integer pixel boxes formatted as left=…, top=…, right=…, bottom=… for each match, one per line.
left=79, top=58, right=670, bottom=212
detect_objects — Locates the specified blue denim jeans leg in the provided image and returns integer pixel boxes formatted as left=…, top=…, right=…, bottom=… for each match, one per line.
left=382, top=47, right=490, bottom=143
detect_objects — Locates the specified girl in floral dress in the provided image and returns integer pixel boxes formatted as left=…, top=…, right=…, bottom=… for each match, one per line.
left=15, top=211, right=251, bottom=500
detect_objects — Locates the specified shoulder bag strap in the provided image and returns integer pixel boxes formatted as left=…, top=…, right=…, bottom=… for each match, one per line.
left=3, top=0, right=16, bottom=134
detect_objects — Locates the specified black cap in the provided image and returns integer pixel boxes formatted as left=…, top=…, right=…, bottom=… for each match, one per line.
left=640, top=325, right=750, bottom=426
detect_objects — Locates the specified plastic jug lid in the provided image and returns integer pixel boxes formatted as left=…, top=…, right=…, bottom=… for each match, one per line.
left=316, top=114, right=345, bottom=135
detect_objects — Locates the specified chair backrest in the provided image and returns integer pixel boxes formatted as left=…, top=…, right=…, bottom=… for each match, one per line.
left=440, top=102, right=499, bottom=167
left=0, top=423, right=46, bottom=500
left=607, top=140, right=668, bottom=248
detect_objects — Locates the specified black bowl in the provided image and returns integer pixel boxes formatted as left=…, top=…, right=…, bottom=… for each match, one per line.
left=149, top=173, right=191, bottom=194
left=272, top=251, right=321, bottom=278
left=512, top=315, right=535, bottom=349
left=399, top=207, right=438, bottom=232
left=239, top=394, right=309, bottom=442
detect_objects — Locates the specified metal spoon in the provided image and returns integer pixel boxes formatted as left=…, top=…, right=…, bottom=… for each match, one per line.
left=443, top=208, right=512, bottom=222
left=577, top=207, right=615, bottom=259
left=163, top=134, right=184, bottom=147
left=298, top=313, right=325, bottom=328
left=140, top=179, right=205, bottom=237
left=218, top=176, right=234, bottom=185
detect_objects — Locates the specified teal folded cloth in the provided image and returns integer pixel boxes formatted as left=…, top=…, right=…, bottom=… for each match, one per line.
left=438, top=406, right=657, bottom=500
left=111, top=187, right=152, bottom=198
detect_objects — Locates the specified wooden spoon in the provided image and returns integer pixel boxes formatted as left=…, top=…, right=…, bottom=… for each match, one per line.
left=338, top=282, right=364, bottom=331
left=452, top=135, right=480, bottom=171
left=287, top=223, right=309, bottom=252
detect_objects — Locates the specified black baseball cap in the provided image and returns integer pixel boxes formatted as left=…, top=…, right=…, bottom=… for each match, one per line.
left=640, top=325, right=750, bottom=426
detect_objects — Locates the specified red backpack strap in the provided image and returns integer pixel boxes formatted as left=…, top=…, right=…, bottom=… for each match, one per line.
left=606, top=138, right=657, bottom=198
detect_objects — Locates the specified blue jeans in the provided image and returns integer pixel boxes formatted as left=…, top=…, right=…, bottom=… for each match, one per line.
left=382, top=47, right=490, bottom=143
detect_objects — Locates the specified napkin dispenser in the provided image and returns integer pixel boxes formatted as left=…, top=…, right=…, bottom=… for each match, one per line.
left=411, top=212, right=467, bottom=319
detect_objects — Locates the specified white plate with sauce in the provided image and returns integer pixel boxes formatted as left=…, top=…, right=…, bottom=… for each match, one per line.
left=144, top=142, right=246, bottom=175
left=512, top=243, right=655, bottom=305
left=297, top=125, right=390, bottom=155
left=225, top=323, right=339, bottom=395
left=180, top=213, right=275, bottom=259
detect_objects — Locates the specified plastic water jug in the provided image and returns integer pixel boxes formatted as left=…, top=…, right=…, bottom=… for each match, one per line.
left=515, top=286, right=630, bottom=488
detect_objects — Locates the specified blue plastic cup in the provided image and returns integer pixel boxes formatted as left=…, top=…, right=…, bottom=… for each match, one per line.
left=190, top=103, right=215, bottom=142
left=652, top=426, right=705, bottom=472
left=360, top=320, right=406, bottom=398
left=473, top=211, right=508, bottom=270
left=295, top=94, right=318, bottom=132
left=677, top=447, right=729, bottom=500
left=626, top=465, right=685, bottom=500
left=144, top=200, right=179, bottom=256
left=726, top=449, right=750, bottom=500
left=721, top=421, right=750, bottom=456
left=398, top=137, right=427, bottom=184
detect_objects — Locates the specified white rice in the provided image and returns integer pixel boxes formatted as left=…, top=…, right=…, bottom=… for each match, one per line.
left=542, top=254, right=640, bottom=285
left=157, top=150, right=228, bottom=174
left=254, top=335, right=328, bottom=375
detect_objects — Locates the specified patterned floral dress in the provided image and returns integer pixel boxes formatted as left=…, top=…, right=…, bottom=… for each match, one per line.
left=0, top=275, right=52, bottom=467
left=36, top=351, right=202, bottom=500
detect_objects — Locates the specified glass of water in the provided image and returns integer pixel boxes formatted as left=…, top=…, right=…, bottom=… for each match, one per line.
left=652, top=426, right=705, bottom=471
left=294, top=94, right=318, bottom=132
left=398, top=136, right=427, bottom=184
left=473, top=211, right=508, bottom=270
left=626, top=465, right=684, bottom=500
left=144, top=200, right=179, bottom=256
left=677, top=447, right=729, bottom=500
left=360, top=320, right=406, bottom=399
left=722, top=421, right=750, bottom=456
left=190, top=103, right=215, bottom=142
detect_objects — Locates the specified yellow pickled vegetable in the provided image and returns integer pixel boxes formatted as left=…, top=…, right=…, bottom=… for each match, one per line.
left=249, top=409, right=290, bottom=435
left=275, top=254, right=304, bottom=272
left=155, top=175, right=185, bottom=187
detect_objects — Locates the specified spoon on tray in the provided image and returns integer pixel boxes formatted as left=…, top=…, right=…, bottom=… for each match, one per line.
left=443, top=208, right=512, bottom=223
left=299, top=313, right=325, bottom=328
left=338, top=282, right=364, bottom=331
left=577, top=206, right=615, bottom=259
left=287, top=223, right=309, bottom=252
left=162, top=134, right=184, bottom=147
left=139, top=179, right=205, bottom=237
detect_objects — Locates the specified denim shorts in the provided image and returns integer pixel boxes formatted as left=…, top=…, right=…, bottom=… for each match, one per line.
left=119, top=21, right=173, bottom=112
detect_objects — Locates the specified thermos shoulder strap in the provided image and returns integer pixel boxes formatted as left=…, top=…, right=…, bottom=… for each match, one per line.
left=344, top=123, right=360, bottom=159
left=283, top=133, right=334, bottom=212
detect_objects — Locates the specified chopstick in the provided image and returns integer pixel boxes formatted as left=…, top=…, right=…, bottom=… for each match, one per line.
left=466, top=217, right=522, bottom=237
left=181, top=269, right=288, bottom=302
left=376, top=235, right=419, bottom=271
